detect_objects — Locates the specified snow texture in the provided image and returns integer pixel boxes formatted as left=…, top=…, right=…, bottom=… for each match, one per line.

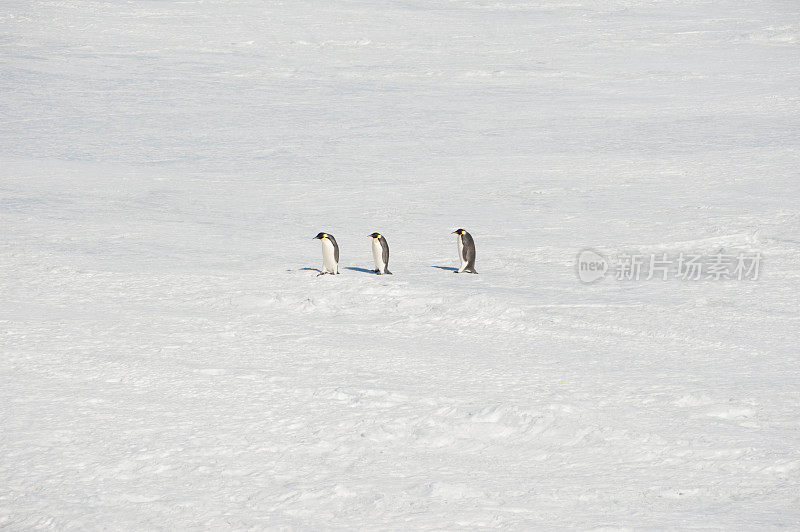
left=2, top=0, right=800, bottom=528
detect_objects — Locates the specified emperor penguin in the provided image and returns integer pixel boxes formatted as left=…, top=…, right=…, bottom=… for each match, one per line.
left=452, top=229, right=477, bottom=273
left=368, top=233, right=392, bottom=275
left=313, top=232, right=340, bottom=275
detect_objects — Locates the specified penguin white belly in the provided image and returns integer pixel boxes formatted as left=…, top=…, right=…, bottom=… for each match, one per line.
left=457, top=235, right=467, bottom=272
left=372, top=239, right=385, bottom=273
left=322, top=238, right=338, bottom=273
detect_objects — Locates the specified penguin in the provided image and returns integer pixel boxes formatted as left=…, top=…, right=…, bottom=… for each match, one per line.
left=368, top=233, right=392, bottom=275
left=313, top=232, right=340, bottom=275
left=452, top=229, right=477, bottom=273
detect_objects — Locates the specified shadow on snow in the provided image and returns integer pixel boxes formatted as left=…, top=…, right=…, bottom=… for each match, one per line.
left=344, top=266, right=378, bottom=274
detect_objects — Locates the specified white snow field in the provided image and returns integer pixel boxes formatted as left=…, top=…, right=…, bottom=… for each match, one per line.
left=2, top=0, right=800, bottom=528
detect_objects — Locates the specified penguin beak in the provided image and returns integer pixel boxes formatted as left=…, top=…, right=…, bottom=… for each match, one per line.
left=451, top=230, right=458, bottom=234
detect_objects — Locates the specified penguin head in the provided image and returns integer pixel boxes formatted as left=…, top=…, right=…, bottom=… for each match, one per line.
left=313, top=232, right=327, bottom=240
left=452, top=229, right=466, bottom=235
left=368, top=232, right=381, bottom=239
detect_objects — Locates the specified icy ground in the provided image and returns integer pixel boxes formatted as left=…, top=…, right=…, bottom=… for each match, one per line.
left=2, top=0, right=800, bottom=528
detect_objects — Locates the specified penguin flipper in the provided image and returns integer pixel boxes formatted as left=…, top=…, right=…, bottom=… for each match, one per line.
left=381, top=238, right=390, bottom=271
left=465, top=249, right=476, bottom=268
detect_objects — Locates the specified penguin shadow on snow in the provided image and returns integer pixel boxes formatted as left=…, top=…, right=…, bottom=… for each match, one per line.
left=299, top=267, right=322, bottom=273
left=431, top=265, right=458, bottom=271
left=345, top=266, right=381, bottom=275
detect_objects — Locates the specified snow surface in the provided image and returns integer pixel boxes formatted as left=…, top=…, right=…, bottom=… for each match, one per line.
left=2, top=0, right=800, bottom=528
